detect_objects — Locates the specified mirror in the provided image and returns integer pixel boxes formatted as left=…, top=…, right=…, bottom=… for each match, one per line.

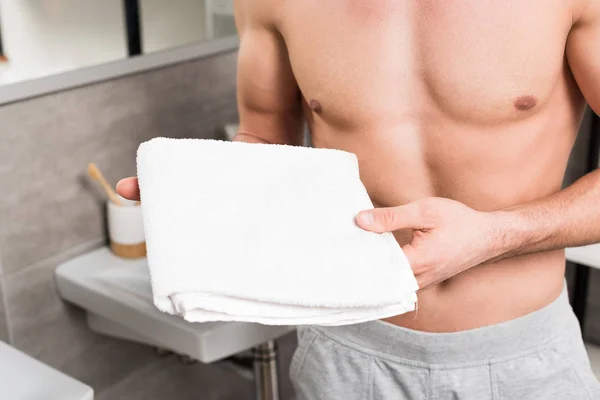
left=0, top=0, right=237, bottom=86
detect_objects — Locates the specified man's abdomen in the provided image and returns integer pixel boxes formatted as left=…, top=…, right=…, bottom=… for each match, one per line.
left=382, top=250, right=567, bottom=332
left=308, top=107, right=580, bottom=332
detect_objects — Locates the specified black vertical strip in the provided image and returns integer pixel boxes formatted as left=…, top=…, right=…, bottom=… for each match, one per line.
left=0, top=18, right=5, bottom=59
left=574, top=264, right=591, bottom=331
left=123, top=0, right=142, bottom=56
left=586, top=113, right=600, bottom=171
left=572, top=111, right=600, bottom=332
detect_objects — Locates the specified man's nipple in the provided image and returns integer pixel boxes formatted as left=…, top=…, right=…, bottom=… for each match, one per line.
left=309, top=99, right=322, bottom=113
left=514, top=95, right=537, bottom=111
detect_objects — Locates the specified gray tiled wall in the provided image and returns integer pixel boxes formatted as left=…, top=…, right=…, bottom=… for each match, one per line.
left=95, top=331, right=297, bottom=400
left=0, top=50, right=278, bottom=398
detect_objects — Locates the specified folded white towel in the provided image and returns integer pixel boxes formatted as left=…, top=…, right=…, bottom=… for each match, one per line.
left=137, top=138, right=418, bottom=326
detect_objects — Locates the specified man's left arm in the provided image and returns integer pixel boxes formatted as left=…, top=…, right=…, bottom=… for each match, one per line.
left=495, top=0, right=600, bottom=253
left=356, top=1, right=600, bottom=289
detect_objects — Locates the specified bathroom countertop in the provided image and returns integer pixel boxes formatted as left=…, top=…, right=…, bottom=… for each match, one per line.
left=55, top=247, right=294, bottom=363
left=0, top=341, right=94, bottom=400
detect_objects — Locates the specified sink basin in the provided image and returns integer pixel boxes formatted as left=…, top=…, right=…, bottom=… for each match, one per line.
left=95, top=261, right=154, bottom=304
left=55, top=248, right=294, bottom=363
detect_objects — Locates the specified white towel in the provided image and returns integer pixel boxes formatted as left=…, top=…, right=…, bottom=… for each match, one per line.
left=137, top=138, right=418, bottom=326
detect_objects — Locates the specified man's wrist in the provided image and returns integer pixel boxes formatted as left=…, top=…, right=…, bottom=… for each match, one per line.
left=491, top=207, right=554, bottom=260
left=487, top=208, right=549, bottom=261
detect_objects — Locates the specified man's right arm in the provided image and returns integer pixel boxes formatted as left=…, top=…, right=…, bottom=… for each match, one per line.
left=233, top=0, right=304, bottom=145
left=117, top=0, right=304, bottom=200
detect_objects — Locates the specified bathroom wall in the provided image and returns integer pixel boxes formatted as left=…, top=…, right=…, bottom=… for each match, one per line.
left=0, top=50, right=296, bottom=399
left=564, top=109, right=600, bottom=343
left=584, top=272, right=600, bottom=343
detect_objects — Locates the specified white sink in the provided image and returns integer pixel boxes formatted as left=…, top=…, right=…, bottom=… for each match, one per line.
left=55, top=248, right=294, bottom=363
left=0, top=341, right=93, bottom=400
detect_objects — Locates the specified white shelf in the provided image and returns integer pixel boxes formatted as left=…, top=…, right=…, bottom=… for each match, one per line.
left=55, top=248, right=294, bottom=363
left=566, top=244, right=600, bottom=270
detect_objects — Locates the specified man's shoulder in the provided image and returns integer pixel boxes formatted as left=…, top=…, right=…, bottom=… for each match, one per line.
left=572, top=0, right=600, bottom=26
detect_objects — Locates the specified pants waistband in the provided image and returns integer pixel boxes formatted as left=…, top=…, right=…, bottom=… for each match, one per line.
left=313, top=284, right=578, bottom=365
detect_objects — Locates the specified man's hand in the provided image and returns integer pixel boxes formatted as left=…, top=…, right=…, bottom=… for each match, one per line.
left=116, top=177, right=140, bottom=201
left=356, top=198, right=503, bottom=290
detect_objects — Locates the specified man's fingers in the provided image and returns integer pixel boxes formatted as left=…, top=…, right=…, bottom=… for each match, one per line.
left=401, top=244, right=429, bottom=290
left=401, top=244, right=426, bottom=275
left=116, top=177, right=141, bottom=201
left=356, top=202, right=425, bottom=233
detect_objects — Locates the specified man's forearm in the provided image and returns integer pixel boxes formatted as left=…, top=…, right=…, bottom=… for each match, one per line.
left=491, top=168, right=600, bottom=260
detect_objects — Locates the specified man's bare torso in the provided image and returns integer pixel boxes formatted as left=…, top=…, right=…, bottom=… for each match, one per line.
left=240, top=0, right=589, bottom=332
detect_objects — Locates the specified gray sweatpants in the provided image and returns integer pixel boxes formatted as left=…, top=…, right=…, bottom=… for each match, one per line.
left=290, top=286, right=600, bottom=399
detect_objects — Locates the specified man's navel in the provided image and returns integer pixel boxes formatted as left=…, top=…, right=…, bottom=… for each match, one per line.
left=514, top=95, right=537, bottom=111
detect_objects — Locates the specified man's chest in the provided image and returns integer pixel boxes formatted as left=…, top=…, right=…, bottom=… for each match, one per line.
left=276, top=0, right=575, bottom=125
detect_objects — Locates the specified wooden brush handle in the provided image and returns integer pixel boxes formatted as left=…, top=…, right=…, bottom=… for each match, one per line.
left=88, top=163, right=122, bottom=205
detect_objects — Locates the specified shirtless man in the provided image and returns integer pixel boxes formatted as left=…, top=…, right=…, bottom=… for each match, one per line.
left=118, top=0, right=600, bottom=398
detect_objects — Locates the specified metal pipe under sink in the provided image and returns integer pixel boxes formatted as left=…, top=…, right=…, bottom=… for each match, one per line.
left=253, top=341, right=280, bottom=400
left=168, top=340, right=282, bottom=400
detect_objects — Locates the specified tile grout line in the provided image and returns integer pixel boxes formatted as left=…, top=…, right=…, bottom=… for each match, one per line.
left=3, top=236, right=106, bottom=280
